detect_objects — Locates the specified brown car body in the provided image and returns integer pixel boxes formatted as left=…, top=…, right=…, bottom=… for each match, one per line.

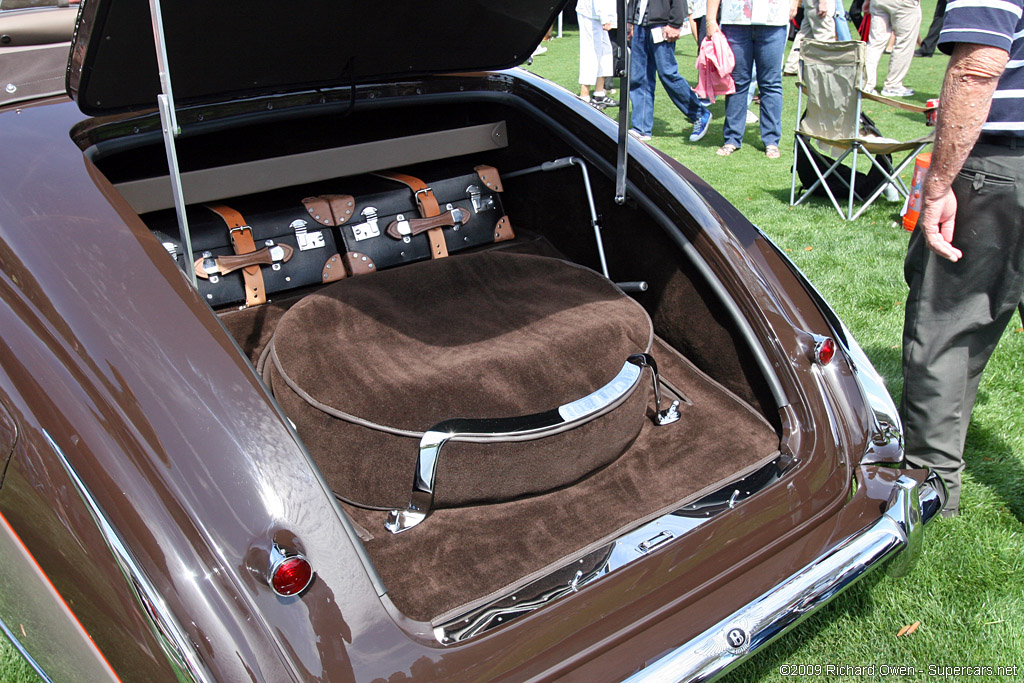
left=0, top=2, right=940, bottom=681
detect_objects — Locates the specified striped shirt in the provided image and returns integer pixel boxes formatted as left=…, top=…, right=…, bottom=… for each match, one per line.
left=939, top=0, right=1024, bottom=133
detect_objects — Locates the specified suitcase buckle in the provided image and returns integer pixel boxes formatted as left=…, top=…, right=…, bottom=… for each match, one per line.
left=200, top=251, right=220, bottom=283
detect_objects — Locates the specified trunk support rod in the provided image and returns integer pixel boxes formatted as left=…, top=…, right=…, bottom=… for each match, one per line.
left=505, top=157, right=610, bottom=279
left=148, top=0, right=197, bottom=288
left=613, top=0, right=630, bottom=205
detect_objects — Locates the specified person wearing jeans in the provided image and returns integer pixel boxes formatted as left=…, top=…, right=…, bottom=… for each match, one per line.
left=628, top=0, right=713, bottom=141
left=707, top=0, right=798, bottom=157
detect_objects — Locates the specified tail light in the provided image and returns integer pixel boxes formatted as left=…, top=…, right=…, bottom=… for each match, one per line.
left=269, top=546, right=313, bottom=596
left=814, top=336, right=836, bottom=366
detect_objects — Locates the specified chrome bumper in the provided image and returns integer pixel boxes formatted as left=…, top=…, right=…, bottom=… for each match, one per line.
left=623, top=473, right=944, bottom=683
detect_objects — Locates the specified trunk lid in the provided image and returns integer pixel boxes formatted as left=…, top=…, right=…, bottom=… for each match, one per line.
left=68, top=0, right=568, bottom=115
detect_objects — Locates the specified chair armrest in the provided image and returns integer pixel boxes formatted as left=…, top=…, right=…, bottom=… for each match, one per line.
left=860, top=89, right=935, bottom=114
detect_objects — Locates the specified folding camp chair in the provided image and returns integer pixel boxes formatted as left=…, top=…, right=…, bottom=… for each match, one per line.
left=789, top=39, right=934, bottom=220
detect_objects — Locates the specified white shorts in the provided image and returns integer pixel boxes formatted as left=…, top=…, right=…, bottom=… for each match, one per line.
left=578, top=14, right=614, bottom=85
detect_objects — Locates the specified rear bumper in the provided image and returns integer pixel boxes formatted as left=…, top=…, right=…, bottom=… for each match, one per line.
left=623, top=471, right=944, bottom=683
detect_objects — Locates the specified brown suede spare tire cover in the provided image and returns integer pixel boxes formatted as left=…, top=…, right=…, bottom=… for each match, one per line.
left=267, top=251, right=654, bottom=510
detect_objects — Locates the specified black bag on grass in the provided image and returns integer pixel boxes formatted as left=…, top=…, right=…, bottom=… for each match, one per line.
left=795, top=113, right=895, bottom=202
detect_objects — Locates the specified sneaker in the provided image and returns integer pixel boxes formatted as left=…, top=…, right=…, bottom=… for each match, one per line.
left=629, top=129, right=652, bottom=142
left=531, top=45, right=548, bottom=56
left=746, top=110, right=759, bottom=125
left=881, top=85, right=915, bottom=98
left=883, top=183, right=900, bottom=201
left=689, top=109, right=712, bottom=142
left=592, top=93, right=619, bottom=109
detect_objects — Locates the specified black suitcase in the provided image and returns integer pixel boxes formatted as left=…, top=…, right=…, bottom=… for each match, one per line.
left=305, top=166, right=512, bottom=275
left=151, top=200, right=346, bottom=308
left=147, top=165, right=512, bottom=307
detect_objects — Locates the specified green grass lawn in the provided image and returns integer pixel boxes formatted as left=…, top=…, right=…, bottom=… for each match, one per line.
left=528, top=4, right=1024, bottom=681
left=3, top=4, right=1022, bottom=680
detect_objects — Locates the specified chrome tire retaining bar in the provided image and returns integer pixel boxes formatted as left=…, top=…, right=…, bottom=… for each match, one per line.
left=623, top=473, right=943, bottom=683
left=386, top=353, right=675, bottom=534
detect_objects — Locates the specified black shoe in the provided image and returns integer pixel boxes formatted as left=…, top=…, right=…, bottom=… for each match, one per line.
left=914, top=49, right=933, bottom=57
left=592, top=93, right=619, bottom=109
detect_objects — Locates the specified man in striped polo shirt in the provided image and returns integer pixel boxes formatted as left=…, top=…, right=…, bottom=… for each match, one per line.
left=901, top=0, right=1024, bottom=517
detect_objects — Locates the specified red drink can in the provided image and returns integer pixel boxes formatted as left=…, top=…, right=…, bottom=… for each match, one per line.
left=925, top=98, right=940, bottom=126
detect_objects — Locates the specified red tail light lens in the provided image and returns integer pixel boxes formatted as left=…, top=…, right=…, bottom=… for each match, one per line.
left=271, top=556, right=313, bottom=596
left=815, top=337, right=836, bottom=366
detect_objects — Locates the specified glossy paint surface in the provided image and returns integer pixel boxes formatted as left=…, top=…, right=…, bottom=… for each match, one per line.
left=0, top=68, right=909, bottom=681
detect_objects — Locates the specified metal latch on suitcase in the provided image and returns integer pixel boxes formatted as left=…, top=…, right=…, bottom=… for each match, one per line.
left=351, top=207, right=381, bottom=241
left=466, top=185, right=495, bottom=213
left=291, top=219, right=327, bottom=251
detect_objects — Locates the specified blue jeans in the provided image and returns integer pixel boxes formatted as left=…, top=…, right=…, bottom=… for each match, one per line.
left=629, top=26, right=705, bottom=136
left=721, top=24, right=787, bottom=148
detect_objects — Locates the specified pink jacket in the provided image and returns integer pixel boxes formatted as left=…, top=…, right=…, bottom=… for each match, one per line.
left=696, top=33, right=736, bottom=103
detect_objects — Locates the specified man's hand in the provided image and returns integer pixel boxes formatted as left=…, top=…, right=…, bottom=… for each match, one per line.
left=918, top=189, right=962, bottom=262
left=817, top=0, right=829, bottom=17
left=664, top=25, right=682, bottom=41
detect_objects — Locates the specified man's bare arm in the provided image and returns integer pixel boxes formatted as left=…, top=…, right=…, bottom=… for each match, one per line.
left=919, top=43, right=1008, bottom=261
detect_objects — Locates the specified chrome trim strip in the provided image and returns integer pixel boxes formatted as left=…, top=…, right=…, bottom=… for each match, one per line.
left=559, top=360, right=641, bottom=422
left=0, top=613, right=53, bottom=683
left=386, top=355, right=653, bottom=534
left=623, top=475, right=940, bottom=683
left=43, top=431, right=210, bottom=683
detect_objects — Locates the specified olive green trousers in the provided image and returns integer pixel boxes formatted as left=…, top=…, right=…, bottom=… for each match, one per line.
left=901, top=140, right=1024, bottom=515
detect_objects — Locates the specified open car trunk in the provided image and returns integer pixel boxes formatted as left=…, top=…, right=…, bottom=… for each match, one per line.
left=79, top=90, right=784, bottom=635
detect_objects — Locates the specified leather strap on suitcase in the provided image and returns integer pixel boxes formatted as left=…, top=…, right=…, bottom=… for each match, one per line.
left=206, top=204, right=267, bottom=306
left=375, top=171, right=450, bottom=259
